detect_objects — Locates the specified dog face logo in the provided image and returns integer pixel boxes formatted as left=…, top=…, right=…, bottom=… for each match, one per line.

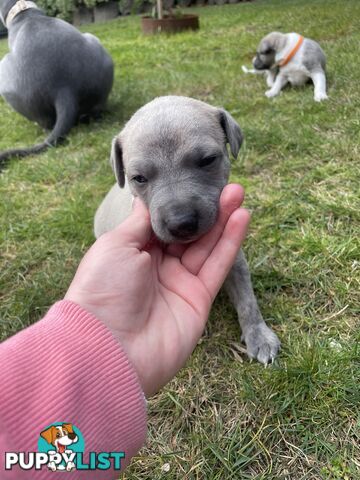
left=39, top=423, right=82, bottom=472
left=6, top=422, right=124, bottom=472
left=40, top=423, right=78, bottom=454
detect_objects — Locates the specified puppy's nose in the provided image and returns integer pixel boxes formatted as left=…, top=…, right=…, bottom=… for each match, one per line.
left=253, top=56, right=260, bottom=68
left=167, top=212, right=199, bottom=239
left=68, top=433, right=76, bottom=440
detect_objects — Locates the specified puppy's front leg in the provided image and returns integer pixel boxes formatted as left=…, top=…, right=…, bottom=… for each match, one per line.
left=225, top=250, right=280, bottom=364
left=311, top=70, right=328, bottom=102
left=265, top=70, right=277, bottom=88
left=265, top=73, right=288, bottom=98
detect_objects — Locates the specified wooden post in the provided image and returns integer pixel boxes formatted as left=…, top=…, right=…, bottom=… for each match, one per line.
left=157, top=0, right=163, bottom=19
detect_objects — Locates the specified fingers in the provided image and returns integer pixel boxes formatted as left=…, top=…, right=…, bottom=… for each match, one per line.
left=198, top=208, right=251, bottom=299
left=166, top=243, right=187, bottom=257
left=179, top=184, right=245, bottom=274
left=112, top=197, right=152, bottom=249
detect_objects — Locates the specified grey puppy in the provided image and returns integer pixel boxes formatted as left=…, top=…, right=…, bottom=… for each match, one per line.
left=0, top=0, right=114, bottom=168
left=252, top=31, right=328, bottom=102
left=95, top=96, right=281, bottom=364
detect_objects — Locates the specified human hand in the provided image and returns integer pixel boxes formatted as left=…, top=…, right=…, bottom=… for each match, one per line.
left=65, top=184, right=250, bottom=397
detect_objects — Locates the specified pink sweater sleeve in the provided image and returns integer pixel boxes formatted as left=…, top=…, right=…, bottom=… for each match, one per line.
left=0, top=300, right=147, bottom=479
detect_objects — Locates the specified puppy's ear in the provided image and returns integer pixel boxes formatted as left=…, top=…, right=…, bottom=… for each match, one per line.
left=218, top=109, right=243, bottom=159
left=261, top=40, right=274, bottom=55
left=110, top=137, right=125, bottom=188
left=62, top=423, right=74, bottom=434
left=40, top=426, right=56, bottom=445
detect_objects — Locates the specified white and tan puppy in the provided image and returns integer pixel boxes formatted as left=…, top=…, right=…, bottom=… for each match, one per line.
left=95, top=96, right=280, bottom=365
left=250, top=31, right=328, bottom=102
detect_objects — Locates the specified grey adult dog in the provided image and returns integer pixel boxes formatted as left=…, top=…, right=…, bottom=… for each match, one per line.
left=250, top=31, right=328, bottom=102
left=0, top=0, right=114, bottom=168
left=94, top=96, right=281, bottom=364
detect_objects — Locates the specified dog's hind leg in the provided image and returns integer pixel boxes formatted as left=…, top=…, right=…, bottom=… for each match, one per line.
left=311, top=70, right=328, bottom=102
left=0, top=89, right=78, bottom=171
left=225, top=250, right=281, bottom=364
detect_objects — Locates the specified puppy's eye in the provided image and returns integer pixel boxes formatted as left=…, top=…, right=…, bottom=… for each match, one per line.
left=262, top=48, right=272, bottom=55
left=132, top=175, right=148, bottom=184
left=197, top=156, right=217, bottom=168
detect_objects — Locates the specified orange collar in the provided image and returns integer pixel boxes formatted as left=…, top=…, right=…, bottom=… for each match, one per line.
left=278, top=35, right=304, bottom=67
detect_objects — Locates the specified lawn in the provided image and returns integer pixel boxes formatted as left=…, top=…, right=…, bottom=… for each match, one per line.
left=0, top=0, right=359, bottom=478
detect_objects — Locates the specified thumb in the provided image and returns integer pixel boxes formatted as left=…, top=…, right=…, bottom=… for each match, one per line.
left=113, top=197, right=152, bottom=249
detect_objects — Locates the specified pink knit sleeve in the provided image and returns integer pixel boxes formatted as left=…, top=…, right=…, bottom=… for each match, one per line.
left=0, top=300, right=147, bottom=479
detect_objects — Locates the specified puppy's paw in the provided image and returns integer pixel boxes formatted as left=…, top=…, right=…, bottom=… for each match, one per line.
left=314, top=92, right=328, bottom=102
left=265, top=89, right=278, bottom=98
left=242, top=324, right=280, bottom=364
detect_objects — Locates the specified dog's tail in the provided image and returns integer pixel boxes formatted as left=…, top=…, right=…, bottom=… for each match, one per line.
left=0, top=90, right=78, bottom=171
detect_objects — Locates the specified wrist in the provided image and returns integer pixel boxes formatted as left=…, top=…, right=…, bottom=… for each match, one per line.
left=63, top=298, right=149, bottom=397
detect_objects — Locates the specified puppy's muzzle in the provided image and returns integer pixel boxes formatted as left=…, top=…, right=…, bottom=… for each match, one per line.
left=67, top=433, right=77, bottom=441
left=253, top=55, right=267, bottom=70
left=164, top=209, right=199, bottom=240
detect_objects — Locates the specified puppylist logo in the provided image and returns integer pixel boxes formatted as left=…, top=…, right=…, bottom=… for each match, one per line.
left=5, top=422, right=125, bottom=472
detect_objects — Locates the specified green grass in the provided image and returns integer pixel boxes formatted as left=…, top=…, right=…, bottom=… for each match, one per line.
left=1, top=0, right=359, bottom=478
